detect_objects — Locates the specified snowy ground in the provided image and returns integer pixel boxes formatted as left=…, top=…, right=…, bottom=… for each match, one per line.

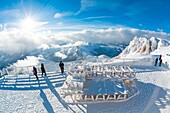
left=1, top=37, right=170, bottom=113
left=0, top=61, right=170, bottom=113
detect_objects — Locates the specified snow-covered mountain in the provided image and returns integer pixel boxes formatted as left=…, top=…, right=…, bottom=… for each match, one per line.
left=32, top=42, right=125, bottom=61
left=120, top=36, right=170, bottom=56
left=0, top=52, right=28, bottom=69
left=2, top=35, right=170, bottom=70
left=117, top=36, right=170, bottom=68
left=0, top=41, right=126, bottom=69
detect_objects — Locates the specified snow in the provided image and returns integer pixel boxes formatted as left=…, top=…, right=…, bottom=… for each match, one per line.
left=120, top=36, right=170, bottom=56
left=1, top=36, right=170, bottom=112
left=2, top=64, right=170, bottom=113
left=54, top=52, right=67, bottom=59
left=12, top=56, right=40, bottom=67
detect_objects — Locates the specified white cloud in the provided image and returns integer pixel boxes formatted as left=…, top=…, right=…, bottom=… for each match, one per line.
left=83, top=16, right=114, bottom=20
left=0, top=24, right=2, bottom=29
left=54, top=12, right=72, bottom=18
left=0, top=29, right=37, bottom=54
left=139, top=24, right=143, bottom=26
left=57, top=22, right=63, bottom=25
left=157, top=28, right=163, bottom=32
left=75, top=0, right=96, bottom=15
left=58, top=28, right=170, bottom=45
left=0, top=27, right=170, bottom=54
left=0, top=9, right=21, bottom=17
left=54, top=13, right=63, bottom=18
left=2, top=20, right=48, bottom=32
left=35, top=21, right=49, bottom=26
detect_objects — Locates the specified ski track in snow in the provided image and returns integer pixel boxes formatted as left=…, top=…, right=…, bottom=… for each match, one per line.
left=0, top=66, right=170, bottom=113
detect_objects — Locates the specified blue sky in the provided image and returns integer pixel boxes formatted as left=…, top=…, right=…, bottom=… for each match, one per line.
left=0, top=0, right=170, bottom=33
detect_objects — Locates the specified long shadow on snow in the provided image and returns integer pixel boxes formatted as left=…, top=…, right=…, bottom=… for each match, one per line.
left=44, top=76, right=76, bottom=112
left=86, top=80, right=170, bottom=113
left=38, top=80, right=55, bottom=113
left=0, top=72, right=73, bottom=112
left=0, top=74, right=64, bottom=90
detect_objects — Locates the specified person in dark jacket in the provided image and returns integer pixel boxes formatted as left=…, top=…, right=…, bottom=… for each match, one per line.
left=159, top=55, right=162, bottom=61
left=33, top=66, right=38, bottom=80
left=59, top=61, right=64, bottom=74
left=41, top=63, right=46, bottom=76
left=155, top=58, right=158, bottom=66
left=159, top=59, right=162, bottom=67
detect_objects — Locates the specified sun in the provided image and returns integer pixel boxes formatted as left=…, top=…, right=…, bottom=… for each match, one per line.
left=20, top=17, right=36, bottom=30
left=19, top=16, right=48, bottom=31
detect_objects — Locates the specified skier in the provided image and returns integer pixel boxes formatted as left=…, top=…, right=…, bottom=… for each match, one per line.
left=59, top=61, right=64, bottom=74
left=41, top=63, right=46, bottom=76
left=159, top=59, right=162, bottom=67
left=155, top=58, right=158, bottom=66
left=33, top=66, right=38, bottom=80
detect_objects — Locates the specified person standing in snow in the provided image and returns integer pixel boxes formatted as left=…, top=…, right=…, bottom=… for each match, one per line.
left=159, top=58, right=162, bottom=67
left=149, top=40, right=152, bottom=53
left=159, top=55, right=162, bottom=61
left=41, top=63, right=47, bottom=76
left=59, top=61, right=64, bottom=74
left=33, top=66, right=38, bottom=80
left=155, top=58, right=158, bottom=66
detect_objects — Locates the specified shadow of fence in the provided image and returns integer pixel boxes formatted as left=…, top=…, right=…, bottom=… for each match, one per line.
left=0, top=72, right=65, bottom=90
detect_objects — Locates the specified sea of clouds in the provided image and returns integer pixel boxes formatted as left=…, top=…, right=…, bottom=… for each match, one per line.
left=1, top=27, right=170, bottom=54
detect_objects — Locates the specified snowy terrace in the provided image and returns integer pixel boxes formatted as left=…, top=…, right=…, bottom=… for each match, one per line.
left=61, top=65, right=139, bottom=103
left=0, top=57, right=170, bottom=112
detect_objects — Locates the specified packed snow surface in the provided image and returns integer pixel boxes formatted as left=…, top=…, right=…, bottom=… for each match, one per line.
left=1, top=59, right=170, bottom=112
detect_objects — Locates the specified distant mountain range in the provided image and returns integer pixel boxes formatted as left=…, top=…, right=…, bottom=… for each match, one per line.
left=0, top=42, right=126, bottom=69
